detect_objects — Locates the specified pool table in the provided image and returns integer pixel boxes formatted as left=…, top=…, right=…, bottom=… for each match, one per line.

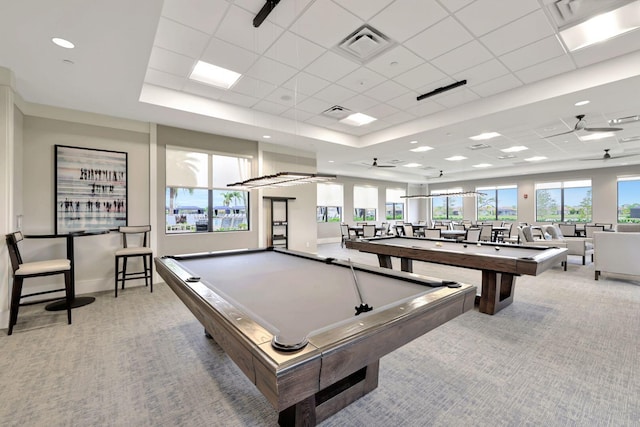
left=155, top=248, right=476, bottom=426
left=346, top=236, right=567, bottom=315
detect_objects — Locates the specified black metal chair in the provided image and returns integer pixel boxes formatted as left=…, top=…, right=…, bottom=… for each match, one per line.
left=114, top=226, right=153, bottom=297
left=5, top=231, right=72, bottom=335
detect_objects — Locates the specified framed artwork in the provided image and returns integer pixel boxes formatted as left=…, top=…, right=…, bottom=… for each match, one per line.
left=55, top=145, right=128, bottom=234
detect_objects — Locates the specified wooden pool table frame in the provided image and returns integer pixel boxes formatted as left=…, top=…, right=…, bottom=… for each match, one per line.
left=155, top=248, right=476, bottom=426
left=346, top=236, right=568, bottom=315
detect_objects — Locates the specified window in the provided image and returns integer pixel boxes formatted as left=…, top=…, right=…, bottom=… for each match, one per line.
left=385, top=188, right=405, bottom=220
left=354, top=186, right=377, bottom=221
left=431, top=188, right=463, bottom=220
left=535, top=180, right=591, bottom=222
left=317, top=183, right=343, bottom=223
left=166, top=147, right=251, bottom=233
left=618, top=177, right=640, bottom=223
left=477, top=185, right=517, bottom=221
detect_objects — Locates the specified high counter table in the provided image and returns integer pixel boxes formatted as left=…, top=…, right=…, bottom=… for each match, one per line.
left=24, top=230, right=109, bottom=310
left=155, top=248, right=476, bottom=426
left=346, top=236, right=567, bottom=315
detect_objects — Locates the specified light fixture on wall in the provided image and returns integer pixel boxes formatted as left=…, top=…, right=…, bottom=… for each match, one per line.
left=401, top=191, right=485, bottom=199
left=227, top=172, right=336, bottom=190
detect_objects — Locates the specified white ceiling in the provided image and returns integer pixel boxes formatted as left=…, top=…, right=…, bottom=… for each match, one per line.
left=2, top=0, right=640, bottom=184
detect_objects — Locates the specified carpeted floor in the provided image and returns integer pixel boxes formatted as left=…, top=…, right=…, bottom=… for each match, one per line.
left=1, top=244, right=639, bottom=426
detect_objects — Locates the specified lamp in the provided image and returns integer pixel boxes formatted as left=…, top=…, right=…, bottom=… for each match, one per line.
left=402, top=191, right=485, bottom=199
left=227, top=172, right=336, bottom=190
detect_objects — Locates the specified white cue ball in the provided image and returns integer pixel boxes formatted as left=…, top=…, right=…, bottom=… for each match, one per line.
left=476, top=242, right=482, bottom=247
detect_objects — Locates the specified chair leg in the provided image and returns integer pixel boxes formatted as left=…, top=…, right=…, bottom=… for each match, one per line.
left=582, top=255, right=586, bottom=265
left=8, top=277, right=24, bottom=335
left=143, top=256, right=149, bottom=287
left=64, top=270, right=72, bottom=325
left=122, top=257, right=128, bottom=290
left=115, top=256, right=119, bottom=298
left=149, top=255, right=153, bottom=293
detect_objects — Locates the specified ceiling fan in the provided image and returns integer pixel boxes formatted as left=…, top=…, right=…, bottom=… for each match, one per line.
left=544, top=114, right=623, bottom=138
left=370, top=158, right=395, bottom=168
left=580, top=149, right=640, bottom=161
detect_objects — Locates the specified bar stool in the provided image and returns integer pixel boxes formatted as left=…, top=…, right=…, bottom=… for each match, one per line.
left=114, top=225, right=153, bottom=297
left=5, top=231, right=72, bottom=335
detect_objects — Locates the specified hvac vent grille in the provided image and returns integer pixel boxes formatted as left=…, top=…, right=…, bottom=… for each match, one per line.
left=335, top=25, right=394, bottom=64
left=321, top=105, right=351, bottom=119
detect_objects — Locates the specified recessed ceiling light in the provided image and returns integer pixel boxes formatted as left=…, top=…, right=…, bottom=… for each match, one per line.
left=410, top=145, right=434, bottom=152
left=52, top=37, right=75, bottom=49
left=328, top=160, right=335, bottom=163
left=524, top=156, right=547, bottom=162
left=472, top=163, right=492, bottom=168
left=579, top=132, right=615, bottom=141
left=339, top=112, right=377, bottom=126
left=559, top=1, right=640, bottom=51
left=445, top=155, right=467, bottom=161
left=409, top=140, right=418, bottom=144
left=497, top=154, right=516, bottom=159
left=574, top=100, right=590, bottom=106
left=501, top=145, right=528, bottom=153
left=403, top=163, right=422, bottom=168
left=469, top=132, right=501, bottom=141
left=262, top=135, right=271, bottom=139
left=190, top=60, right=241, bottom=90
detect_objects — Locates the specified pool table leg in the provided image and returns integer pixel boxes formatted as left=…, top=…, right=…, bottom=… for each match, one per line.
left=376, top=255, right=413, bottom=273
left=478, top=271, right=515, bottom=315
left=376, top=254, right=393, bottom=269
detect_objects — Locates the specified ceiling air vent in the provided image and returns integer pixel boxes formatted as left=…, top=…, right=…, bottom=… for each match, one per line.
left=336, top=25, right=394, bottom=63
left=322, top=105, right=351, bottom=120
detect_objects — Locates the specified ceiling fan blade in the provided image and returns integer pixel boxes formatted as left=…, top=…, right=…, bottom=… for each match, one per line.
left=583, top=126, right=623, bottom=132
left=543, top=129, right=575, bottom=138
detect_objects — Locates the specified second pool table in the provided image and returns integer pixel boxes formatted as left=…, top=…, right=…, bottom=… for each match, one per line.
left=155, top=248, right=476, bottom=426
left=346, top=236, right=567, bottom=315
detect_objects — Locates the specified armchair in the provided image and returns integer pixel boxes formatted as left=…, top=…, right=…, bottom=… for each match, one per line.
left=543, top=225, right=594, bottom=265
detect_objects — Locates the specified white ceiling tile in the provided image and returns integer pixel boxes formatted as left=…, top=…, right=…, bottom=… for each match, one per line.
left=245, top=57, right=298, bottom=86
left=305, top=114, right=341, bottom=127
left=336, top=67, right=387, bottom=93
left=291, top=1, right=363, bottom=48
left=144, top=69, right=185, bottom=91
left=515, top=55, right=576, bottom=84
left=148, top=47, right=195, bottom=77
left=312, top=84, right=358, bottom=104
left=387, top=91, right=421, bottom=110
left=282, top=72, right=331, bottom=96
left=337, top=0, right=394, bottom=21
left=454, top=59, right=509, bottom=86
left=230, top=75, right=277, bottom=99
left=394, top=62, right=448, bottom=90
left=291, top=96, right=330, bottom=114
left=480, top=10, right=555, bottom=57
left=383, top=110, right=416, bottom=125
left=470, top=74, right=523, bottom=97
left=367, top=80, right=411, bottom=102
left=431, top=40, right=493, bottom=75
left=363, top=102, right=400, bottom=119
left=200, top=37, right=257, bottom=74
left=154, top=17, right=210, bottom=58
left=249, top=0, right=314, bottom=28
left=499, top=36, right=566, bottom=72
left=406, top=100, right=445, bottom=117
left=161, top=0, right=230, bottom=34
left=365, top=46, right=425, bottom=78
left=252, top=99, right=290, bottom=115
left=279, top=108, right=315, bottom=121
left=455, top=0, right=541, bottom=36
left=433, top=88, right=480, bottom=108
left=369, top=0, right=449, bottom=42
left=263, top=32, right=326, bottom=70
left=404, top=17, right=474, bottom=61
left=342, top=94, right=379, bottom=111
left=263, top=86, right=308, bottom=107
left=215, top=5, right=284, bottom=54
left=439, top=0, right=475, bottom=13
left=305, top=51, right=360, bottom=82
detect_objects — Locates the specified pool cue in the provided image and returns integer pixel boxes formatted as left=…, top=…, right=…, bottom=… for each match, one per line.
left=348, top=258, right=373, bottom=315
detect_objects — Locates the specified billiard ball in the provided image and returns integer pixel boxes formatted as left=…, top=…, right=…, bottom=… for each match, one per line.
left=495, top=247, right=500, bottom=251
left=435, top=242, right=442, bottom=247
left=463, top=244, right=467, bottom=248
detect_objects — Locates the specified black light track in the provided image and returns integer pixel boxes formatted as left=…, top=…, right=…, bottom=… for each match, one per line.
left=417, top=79, right=467, bottom=101
left=253, top=0, right=281, bottom=28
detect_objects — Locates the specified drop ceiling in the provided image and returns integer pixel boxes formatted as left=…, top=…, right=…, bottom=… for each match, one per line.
left=1, top=0, right=640, bottom=184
